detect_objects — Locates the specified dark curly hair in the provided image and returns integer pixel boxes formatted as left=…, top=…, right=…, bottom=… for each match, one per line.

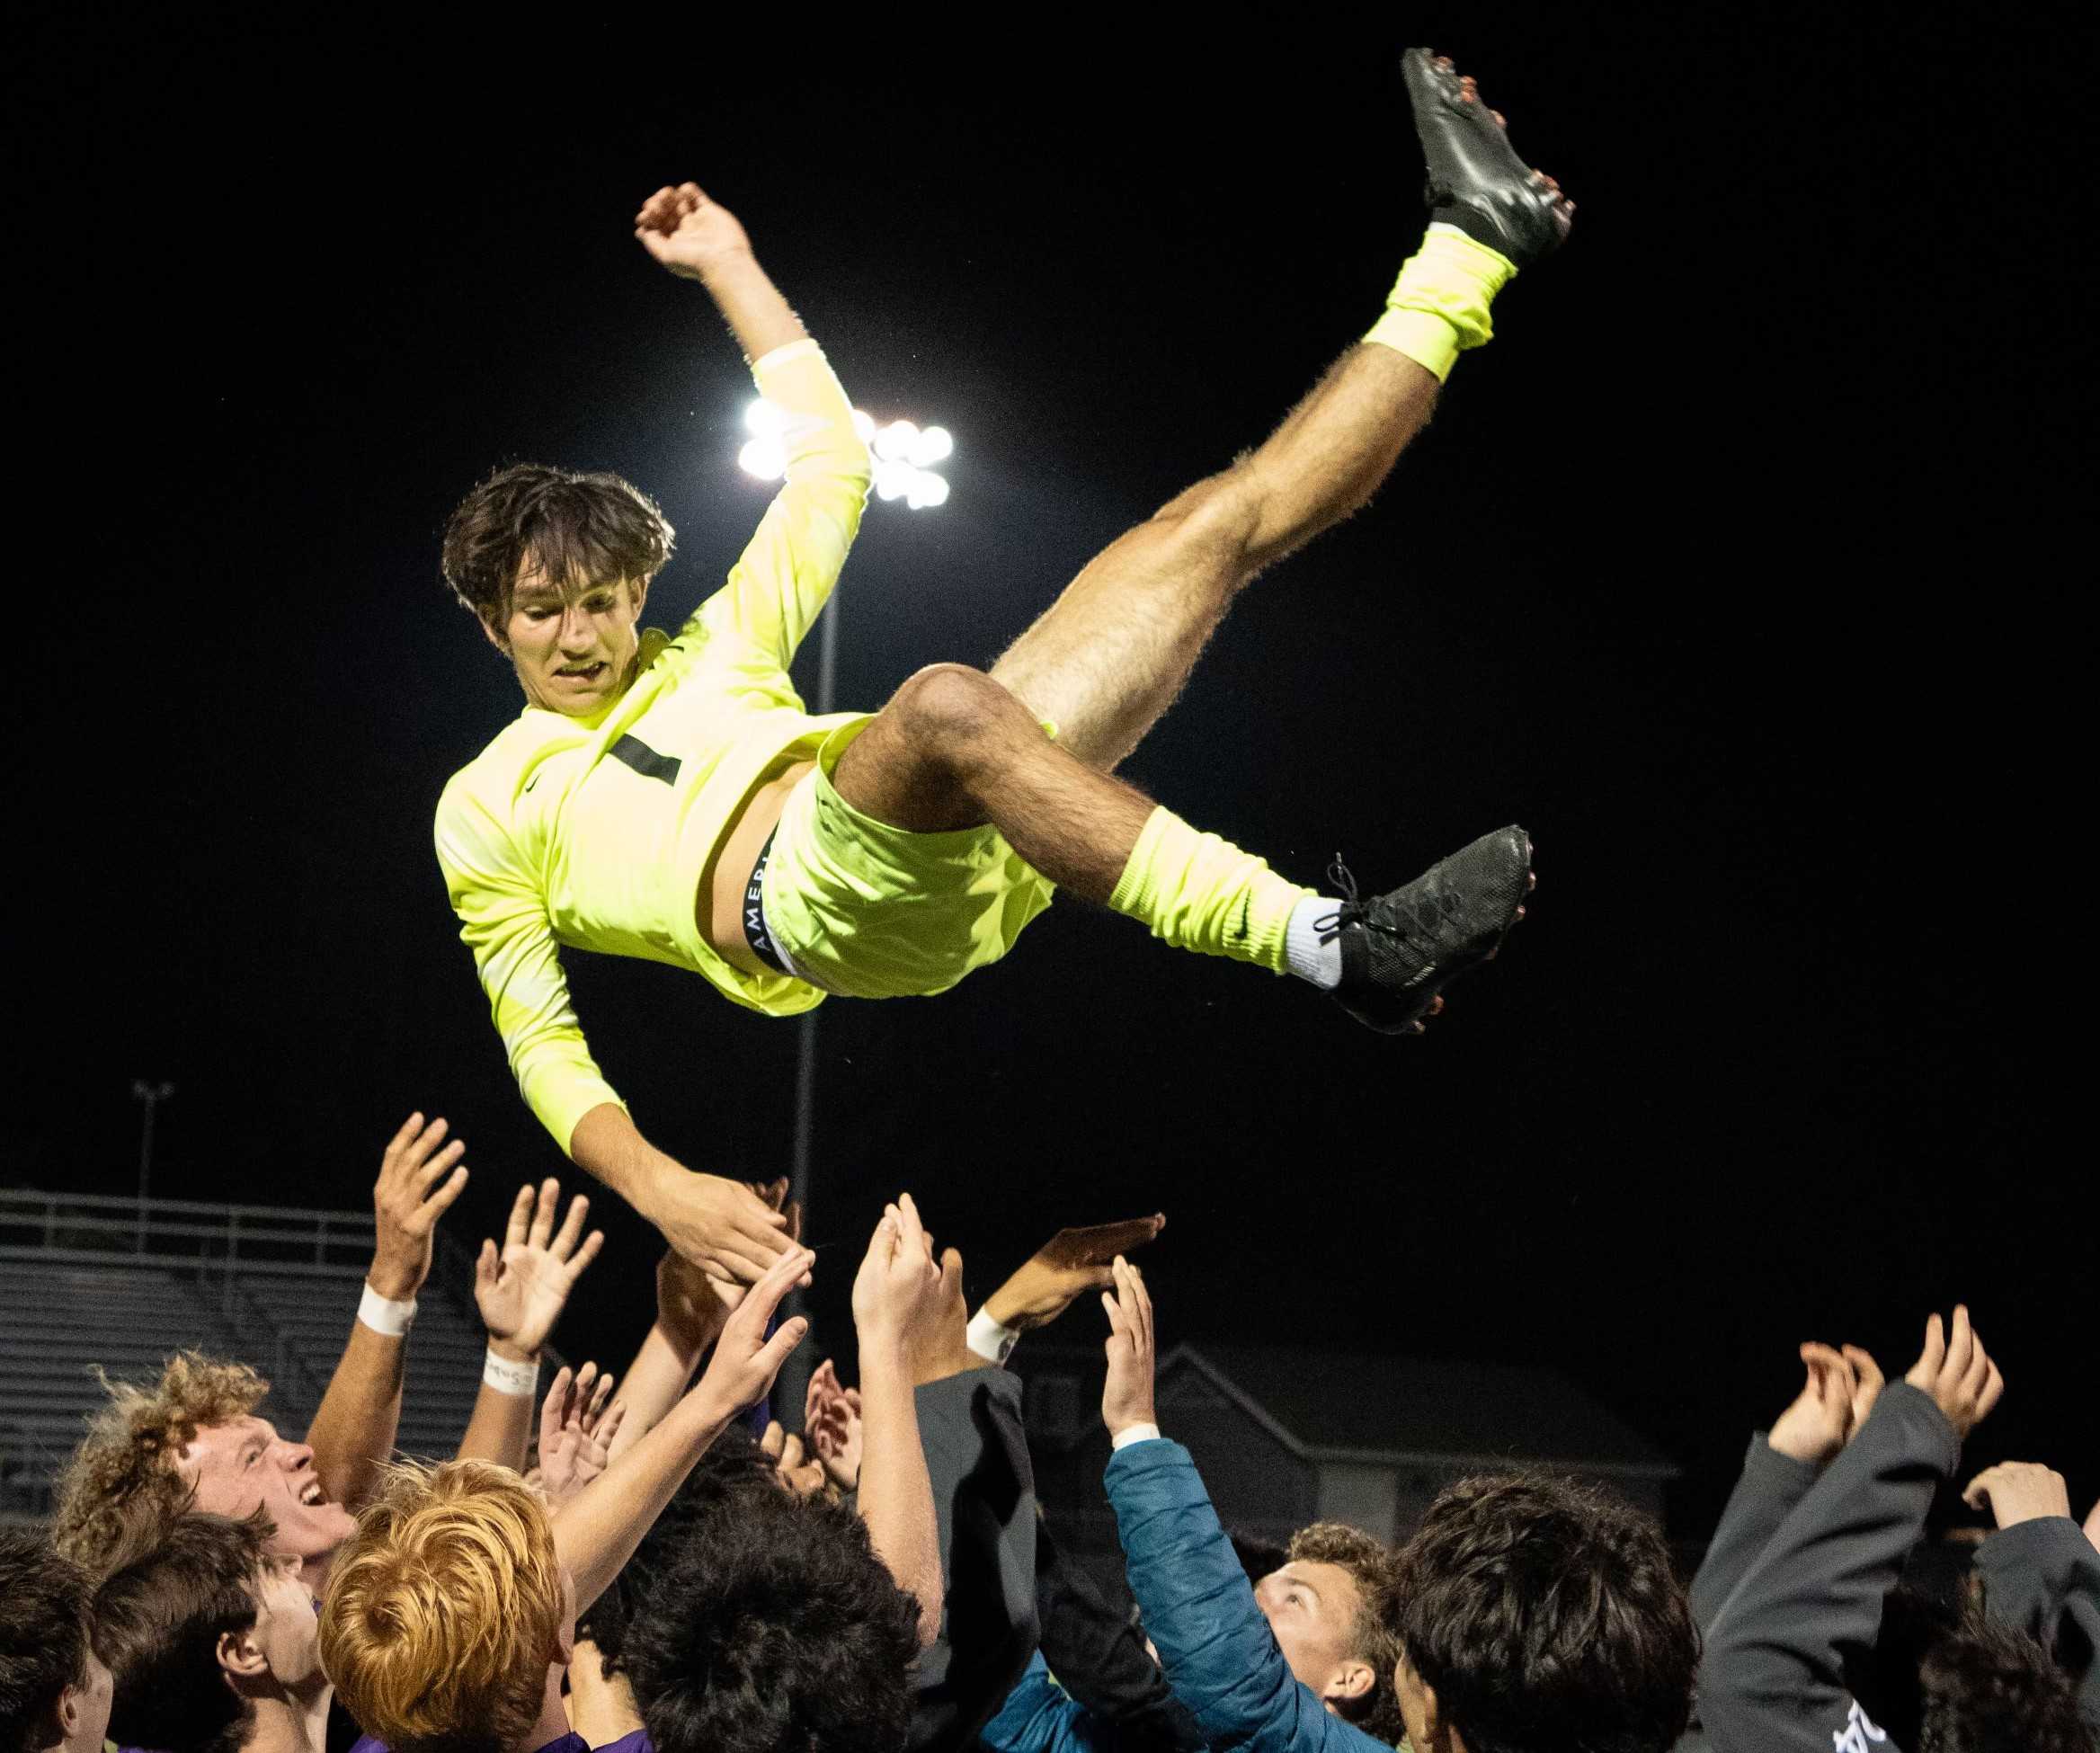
left=622, top=1467, right=922, bottom=1753
left=91, top=1511, right=274, bottom=1753
left=576, top=1426, right=780, bottom=1677
left=440, top=462, right=676, bottom=629
left=1392, top=1473, right=1698, bottom=1753
left=1861, top=1584, right=2096, bottom=1753
left=1, top=1530, right=96, bottom=1750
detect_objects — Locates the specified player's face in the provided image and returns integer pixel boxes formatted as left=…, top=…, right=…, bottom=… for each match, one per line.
left=182, top=1415, right=358, bottom=1570
left=499, top=565, right=648, bottom=716
left=1254, top=1560, right=1366, bottom=1699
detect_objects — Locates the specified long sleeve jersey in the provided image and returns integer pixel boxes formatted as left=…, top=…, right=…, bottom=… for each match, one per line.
left=433, top=339, right=870, bottom=1152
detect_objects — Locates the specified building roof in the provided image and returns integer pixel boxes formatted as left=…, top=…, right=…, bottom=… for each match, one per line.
left=1161, top=1342, right=1677, bottom=1477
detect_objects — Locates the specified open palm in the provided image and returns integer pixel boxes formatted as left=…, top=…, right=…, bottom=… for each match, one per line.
left=476, top=1179, right=604, bottom=1356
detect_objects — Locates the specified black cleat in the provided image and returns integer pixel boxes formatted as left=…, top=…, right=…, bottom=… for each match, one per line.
left=1403, top=47, right=1573, bottom=269
left=1325, top=825, right=1534, bottom=1035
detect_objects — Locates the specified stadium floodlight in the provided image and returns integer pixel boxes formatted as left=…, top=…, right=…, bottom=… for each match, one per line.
left=872, top=419, right=920, bottom=463
left=738, top=437, right=788, bottom=481
left=907, top=425, right=953, bottom=467
left=741, top=401, right=953, bottom=509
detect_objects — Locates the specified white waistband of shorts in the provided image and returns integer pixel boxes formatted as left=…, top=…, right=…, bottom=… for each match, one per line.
left=759, top=850, right=828, bottom=992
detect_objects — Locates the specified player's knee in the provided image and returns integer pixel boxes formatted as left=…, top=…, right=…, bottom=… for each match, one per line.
left=891, top=663, right=1016, bottom=756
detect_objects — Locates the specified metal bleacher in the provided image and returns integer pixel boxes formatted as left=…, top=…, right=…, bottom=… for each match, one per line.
left=0, top=1188, right=503, bottom=1525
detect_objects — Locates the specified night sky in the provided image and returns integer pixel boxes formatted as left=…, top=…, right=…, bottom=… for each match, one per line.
left=13, top=12, right=2089, bottom=1540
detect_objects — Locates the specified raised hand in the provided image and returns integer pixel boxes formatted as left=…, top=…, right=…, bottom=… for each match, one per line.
left=850, top=1194, right=947, bottom=1351
left=985, top=1213, right=1166, bottom=1333
left=645, top=1169, right=792, bottom=1288
left=1766, top=1341, right=1886, bottom=1463
left=691, top=1244, right=813, bottom=1422
left=804, top=1358, right=863, bottom=1492
left=367, top=1112, right=472, bottom=1301
left=1768, top=1344, right=1858, bottom=1464
left=1962, top=1462, right=2073, bottom=1531
left=760, top=1419, right=829, bottom=1499
left=538, top=1363, right=625, bottom=1509
left=476, top=1180, right=606, bottom=1360
left=634, top=182, right=754, bottom=281
left=1840, top=1343, right=1885, bottom=1432
left=1100, top=1256, right=1158, bottom=1438
left=1903, top=1304, right=2004, bottom=1439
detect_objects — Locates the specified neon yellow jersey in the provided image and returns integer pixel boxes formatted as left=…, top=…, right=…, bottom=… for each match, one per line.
left=433, top=339, right=869, bottom=1154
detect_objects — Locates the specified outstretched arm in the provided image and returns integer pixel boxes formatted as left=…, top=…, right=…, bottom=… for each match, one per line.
left=306, top=1114, right=470, bottom=1508
left=1099, top=1261, right=1384, bottom=1753
left=437, top=747, right=796, bottom=1291
left=571, top=1104, right=793, bottom=1286
left=1690, top=1340, right=1885, bottom=1628
left=1700, top=1308, right=2003, bottom=1749
left=636, top=182, right=870, bottom=672
left=635, top=182, right=805, bottom=361
left=850, top=1193, right=946, bottom=1646
left=455, top=1180, right=603, bottom=1469
left=552, top=1242, right=812, bottom=1610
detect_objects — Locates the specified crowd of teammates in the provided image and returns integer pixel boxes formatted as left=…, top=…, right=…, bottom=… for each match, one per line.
left=3, top=1117, right=2096, bottom=1753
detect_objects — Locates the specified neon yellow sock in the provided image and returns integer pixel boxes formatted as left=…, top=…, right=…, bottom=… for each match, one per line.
left=1362, top=223, right=1518, bottom=383
left=1108, top=807, right=1314, bottom=974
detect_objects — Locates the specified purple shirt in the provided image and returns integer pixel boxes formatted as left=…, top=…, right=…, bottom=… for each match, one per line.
left=347, top=1737, right=600, bottom=1753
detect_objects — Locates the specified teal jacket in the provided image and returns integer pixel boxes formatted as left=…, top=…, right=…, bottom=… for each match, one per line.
left=1102, top=1439, right=1392, bottom=1753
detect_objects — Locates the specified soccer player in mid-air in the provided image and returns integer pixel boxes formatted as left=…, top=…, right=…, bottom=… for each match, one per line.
left=434, top=49, right=1572, bottom=1283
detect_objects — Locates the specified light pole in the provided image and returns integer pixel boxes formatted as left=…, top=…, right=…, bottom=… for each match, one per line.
left=748, top=397, right=951, bottom=1418
left=130, top=1079, right=174, bottom=1251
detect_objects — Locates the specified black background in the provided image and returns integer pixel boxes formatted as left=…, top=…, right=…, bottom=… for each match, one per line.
left=11, top=8, right=2089, bottom=1541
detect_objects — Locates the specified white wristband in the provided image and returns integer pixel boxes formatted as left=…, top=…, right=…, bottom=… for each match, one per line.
left=966, top=1307, right=1020, bottom=1366
left=483, top=1347, right=540, bottom=1398
left=358, top=1283, right=418, bottom=1338
left=1111, top=1422, right=1161, bottom=1450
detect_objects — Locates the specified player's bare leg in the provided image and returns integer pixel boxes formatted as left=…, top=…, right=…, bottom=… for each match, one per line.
left=987, top=344, right=1441, bottom=773
left=832, top=49, right=1569, bottom=1032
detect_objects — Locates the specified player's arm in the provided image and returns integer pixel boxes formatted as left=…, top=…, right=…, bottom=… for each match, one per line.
left=437, top=778, right=791, bottom=1286
left=849, top=1193, right=946, bottom=1647
left=454, top=1180, right=604, bottom=1469
left=304, top=1113, right=471, bottom=1508
left=551, top=1243, right=812, bottom=1610
left=636, top=182, right=871, bottom=669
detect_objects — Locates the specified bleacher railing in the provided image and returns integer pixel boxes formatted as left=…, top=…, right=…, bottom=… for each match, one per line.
left=0, top=1187, right=376, bottom=1275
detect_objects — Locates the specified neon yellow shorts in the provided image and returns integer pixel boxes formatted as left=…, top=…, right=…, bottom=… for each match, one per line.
left=761, top=717, right=1057, bottom=1001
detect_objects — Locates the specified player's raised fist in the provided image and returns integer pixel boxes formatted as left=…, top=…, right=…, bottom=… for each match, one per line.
left=635, top=182, right=753, bottom=280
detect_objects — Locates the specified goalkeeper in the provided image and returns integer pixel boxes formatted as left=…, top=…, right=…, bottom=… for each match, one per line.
left=435, top=49, right=1572, bottom=1282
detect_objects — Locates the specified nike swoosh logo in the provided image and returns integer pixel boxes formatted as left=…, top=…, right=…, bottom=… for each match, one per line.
left=523, top=774, right=541, bottom=794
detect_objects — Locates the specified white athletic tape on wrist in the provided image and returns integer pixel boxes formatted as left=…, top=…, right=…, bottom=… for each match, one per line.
left=483, top=1348, right=540, bottom=1398
left=1111, top=1422, right=1161, bottom=1450
left=357, top=1284, right=418, bottom=1338
left=965, top=1308, right=1019, bottom=1366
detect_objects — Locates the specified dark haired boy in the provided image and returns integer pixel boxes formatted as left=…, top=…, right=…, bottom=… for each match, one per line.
left=92, top=1513, right=327, bottom=1753
left=0, top=1533, right=111, bottom=1753
left=432, top=45, right=1567, bottom=1285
